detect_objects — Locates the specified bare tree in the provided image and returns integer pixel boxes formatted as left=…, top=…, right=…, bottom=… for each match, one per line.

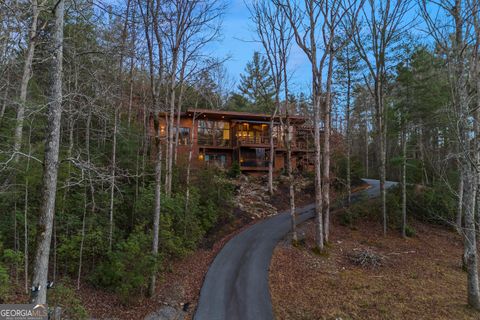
left=136, top=0, right=164, bottom=296
left=350, top=0, right=412, bottom=236
left=249, top=0, right=296, bottom=237
left=274, top=0, right=325, bottom=250
left=31, top=0, right=65, bottom=304
left=162, top=0, right=224, bottom=197
left=275, top=0, right=361, bottom=248
left=420, top=0, right=480, bottom=309
left=13, top=0, right=45, bottom=161
left=401, top=123, right=407, bottom=237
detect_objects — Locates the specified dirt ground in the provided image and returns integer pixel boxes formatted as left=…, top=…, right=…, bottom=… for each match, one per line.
left=269, top=207, right=480, bottom=320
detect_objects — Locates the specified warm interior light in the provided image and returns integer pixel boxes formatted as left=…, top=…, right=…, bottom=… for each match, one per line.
left=198, top=153, right=204, bottom=160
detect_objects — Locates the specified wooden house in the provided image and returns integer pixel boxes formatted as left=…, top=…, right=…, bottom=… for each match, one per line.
left=152, top=109, right=315, bottom=174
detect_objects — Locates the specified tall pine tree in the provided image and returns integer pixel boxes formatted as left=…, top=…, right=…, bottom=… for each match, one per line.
left=238, top=51, right=275, bottom=113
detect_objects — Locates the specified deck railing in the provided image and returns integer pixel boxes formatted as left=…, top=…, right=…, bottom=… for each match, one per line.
left=197, top=137, right=231, bottom=147
left=236, top=135, right=271, bottom=145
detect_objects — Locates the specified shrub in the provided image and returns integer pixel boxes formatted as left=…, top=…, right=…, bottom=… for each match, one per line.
left=339, top=209, right=359, bottom=227
left=405, top=224, right=416, bottom=237
left=48, top=281, right=88, bottom=319
left=1, top=248, right=23, bottom=277
left=406, top=183, right=456, bottom=224
left=343, top=196, right=381, bottom=225
left=0, top=242, right=15, bottom=303
left=90, top=228, right=155, bottom=304
left=332, top=152, right=364, bottom=187
left=228, top=161, right=241, bottom=178
left=0, top=264, right=9, bottom=303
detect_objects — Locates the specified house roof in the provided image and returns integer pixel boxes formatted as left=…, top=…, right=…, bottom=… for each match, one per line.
left=184, top=108, right=308, bottom=123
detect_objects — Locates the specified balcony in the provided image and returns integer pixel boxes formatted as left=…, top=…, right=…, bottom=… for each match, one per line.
left=237, top=135, right=269, bottom=146
left=235, top=135, right=283, bottom=147
left=197, top=137, right=231, bottom=148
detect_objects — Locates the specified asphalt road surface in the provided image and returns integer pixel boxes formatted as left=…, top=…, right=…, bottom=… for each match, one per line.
left=194, top=179, right=396, bottom=320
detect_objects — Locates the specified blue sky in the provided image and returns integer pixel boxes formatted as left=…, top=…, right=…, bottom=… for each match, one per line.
left=210, top=0, right=429, bottom=96
left=210, top=0, right=312, bottom=95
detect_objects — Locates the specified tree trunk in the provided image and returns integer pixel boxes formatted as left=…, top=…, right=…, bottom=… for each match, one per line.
left=365, top=115, right=369, bottom=178
left=23, top=125, right=33, bottom=294
left=24, top=180, right=29, bottom=294
left=314, top=95, right=324, bottom=250
left=149, top=133, right=162, bottom=296
left=376, top=77, right=387, bottom=236
left=77, top=189, right=87, bottom=289
left=286, top=119, right=297, bottom=242
left=108, top=108, right=118, bottom=251
left=323, top=52, right=334, bottom=243
left=166, top=52, right=179, bottom=197
left=268, top=108, right=278, bottom=196
left=30, top=0, right=64, bottom=304
left=457, top=166, right=464, bottom=234
left=14, top=0, right=40, bottom=159
left=174, top=68, right=186, bottom=165
left=401, top=126, right=407, bottom=238
left=184, top=107, right=198, bottom=236
left=463, top=166, right=480, bottom=309
left=346, top=54, right=352, bottom=205
left=14, top=202, right=18, bottom=284
left=0, top=71, right=10, bottom=121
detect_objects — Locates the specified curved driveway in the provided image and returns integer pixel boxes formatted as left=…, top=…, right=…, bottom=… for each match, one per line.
left=194, top=179, right=396, bottom=320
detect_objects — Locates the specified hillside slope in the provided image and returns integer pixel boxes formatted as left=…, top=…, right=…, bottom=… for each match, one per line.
left=269, top=208, right=478, bottom=320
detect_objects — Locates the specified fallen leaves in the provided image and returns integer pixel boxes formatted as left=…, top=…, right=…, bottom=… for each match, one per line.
left=269, top=211, right=478, bottom=320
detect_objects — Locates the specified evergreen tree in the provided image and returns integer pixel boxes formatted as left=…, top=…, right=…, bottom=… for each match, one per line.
left=225, top=93, right=251, bottom=111
left=238, top=51, right=275, bottom=113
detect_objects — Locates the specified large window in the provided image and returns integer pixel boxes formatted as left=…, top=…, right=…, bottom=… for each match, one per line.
left=235, top=123, right=270, bottom=144
left=205, top=153, right=227, bottom=168
left=198, top=120, right=230, bottom=146
left=175, top=127, right=190, bottom=145
left=198, top=120, right=214, bottom=145
left=216, top=121, right=230, bottom=146
left=240, top=148, right=269, bottom=167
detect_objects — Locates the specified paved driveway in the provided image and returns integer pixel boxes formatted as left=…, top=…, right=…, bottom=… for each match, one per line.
left=194, top=179, right=396, bottom=320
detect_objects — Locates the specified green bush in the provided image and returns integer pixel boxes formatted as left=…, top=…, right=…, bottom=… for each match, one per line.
left=339, top=209, right=359, bottom=227
left=406, top=184, right=456, bottom=224
left=90, top=228, right=155, bottom=304
left=0, top=242, right=16, bottom=303
left=1, top=248, right=23, bottom=276
left=48, top=281, right=88, bottom=319
left=332, top=152, right=364, bottom=187
left=57, top=227, right=109, bottom=276
left=405, top=224, right=416, bottom=237
left=228, top=161, right=241, bottom=178
left=385, top=183, right=456, bottom=227
left=0, top=264, right=9, bottom=303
